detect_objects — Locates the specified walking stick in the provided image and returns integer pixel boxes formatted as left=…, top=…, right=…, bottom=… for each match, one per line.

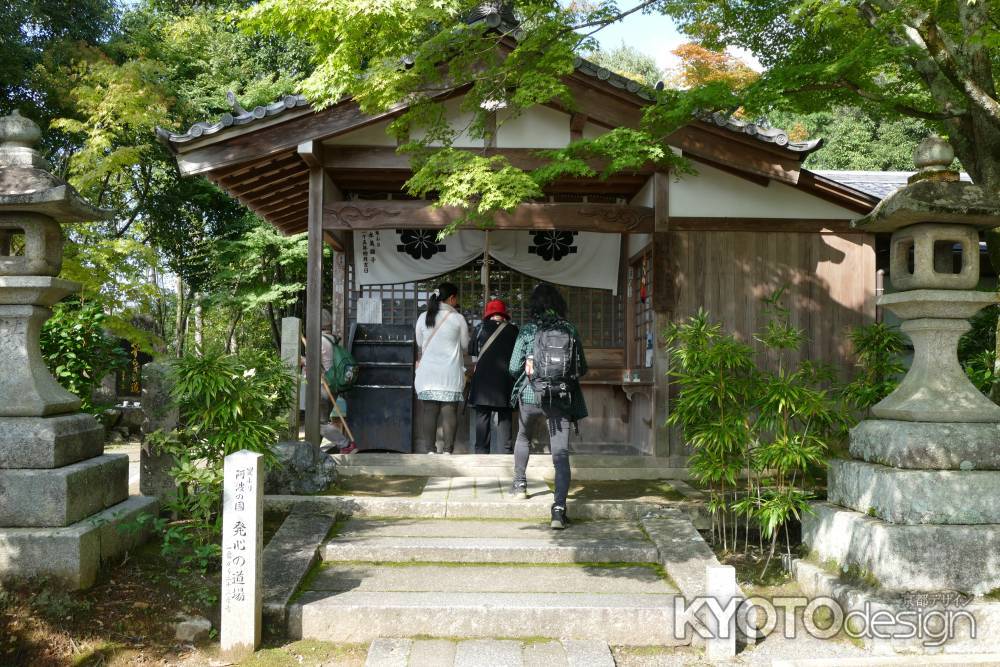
left=301, top=334, right=358, bottom=450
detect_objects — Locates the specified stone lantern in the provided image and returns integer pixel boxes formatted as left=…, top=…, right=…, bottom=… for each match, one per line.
left=0, top=111, right=156, bottom=589
left=801, top=135, right=1000, bottom=609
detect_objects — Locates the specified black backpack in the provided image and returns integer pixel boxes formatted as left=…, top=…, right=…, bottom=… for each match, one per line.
left=530, top=321, right=578, bottom=409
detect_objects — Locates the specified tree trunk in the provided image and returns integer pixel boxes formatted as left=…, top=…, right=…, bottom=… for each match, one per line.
left=194, top=299, right=204, bottom=357
left=174, top=275, right=185, bottom=358
left=267, top=302, right=281, bottom=351
left=225, top=310, right=242, bottom=355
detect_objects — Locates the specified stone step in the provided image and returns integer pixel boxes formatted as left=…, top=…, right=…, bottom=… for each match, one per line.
left=321, top=535, right=659, bottom=563
left=364, top=638, right=616, bottom=667
left=290, top=590, right=683, bottom=645
left=322, top=517, right=659, bottom=564
left=330, top=452, right=690, bottom=481
left=310, top=563, right=676, bottom=595
left=337, top=517, right=649, bottom=541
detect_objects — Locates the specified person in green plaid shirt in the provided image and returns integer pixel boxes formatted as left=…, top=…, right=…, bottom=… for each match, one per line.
left=508, top=284, right=588, bottom=529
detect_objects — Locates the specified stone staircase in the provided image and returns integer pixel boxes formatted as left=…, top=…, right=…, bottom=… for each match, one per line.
left=281, top=477, right=693, bottom=649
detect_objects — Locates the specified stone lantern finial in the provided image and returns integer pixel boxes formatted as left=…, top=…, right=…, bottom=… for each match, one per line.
left=909, top=135, right=958, bottom=184
left=0, top=109, right=49, bottom=171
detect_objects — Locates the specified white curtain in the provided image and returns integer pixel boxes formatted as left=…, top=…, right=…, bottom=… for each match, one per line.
left=354, top=229, right=484, bottom=286
left=489, top=230, right=621, bottom=294
left=353, top=229, right=620, bottom=294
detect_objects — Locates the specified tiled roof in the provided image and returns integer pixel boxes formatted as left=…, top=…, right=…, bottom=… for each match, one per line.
left=696, top=112, right=822, bottom=153
left=813, top=170, right=972, bottom=200
left=156, top=91, right=308, bottom=145
left=156, top=3, right=815, bottom=156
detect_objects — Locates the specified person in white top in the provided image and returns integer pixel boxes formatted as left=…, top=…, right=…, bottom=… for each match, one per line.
left=414, top=281, right=469, bottom=454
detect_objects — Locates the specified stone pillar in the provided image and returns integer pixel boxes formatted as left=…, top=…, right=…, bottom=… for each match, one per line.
left=140, top=361, right=178, bottom=501
left=280, top=316, right=302, bottom=440
left=0, top=110, right=157, bottom=589
left=221, top=450, right=263, bottom=658
left=801, top=137, right=1000, bottom=597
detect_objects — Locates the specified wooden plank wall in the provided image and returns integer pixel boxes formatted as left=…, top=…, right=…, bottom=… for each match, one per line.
left=664, top=229, right=877, bottom=458
left=669, top=229, right=876, bottom=370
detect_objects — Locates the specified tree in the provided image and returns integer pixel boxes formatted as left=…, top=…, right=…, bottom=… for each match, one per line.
left=586, top=43, right=662, bottom=86
left=39, top=1, right=314, bottom=352
left=769, top=106, right=931, bottom=171
left=665, top=42, right=758, bottom=91
left=658, top=0, right=1000, bottom=189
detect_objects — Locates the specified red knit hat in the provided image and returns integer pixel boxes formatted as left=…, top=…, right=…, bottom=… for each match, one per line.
left=483, top=299, right=510, bottom=320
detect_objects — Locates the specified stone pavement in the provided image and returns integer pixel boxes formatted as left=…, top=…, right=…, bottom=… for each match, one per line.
left=364, top=637, right=615, bottom=667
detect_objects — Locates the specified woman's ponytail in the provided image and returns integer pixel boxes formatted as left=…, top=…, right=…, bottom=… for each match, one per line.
left=425, top=281, right=458, bottom=328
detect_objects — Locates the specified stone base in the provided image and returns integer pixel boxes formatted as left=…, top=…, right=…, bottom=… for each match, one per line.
left=802, top=502, right=1000, bottom=595
left=0, top=413, right=104, bottom=469
left=850, top=419, right=1000, bottom=470
left=794, top=558, right=1000, bottom=654
left=0, top=453, right=128, bottom=526
left=0, top=495, right=158, bottom=589
left=828, top=459, right=1000, bottom=524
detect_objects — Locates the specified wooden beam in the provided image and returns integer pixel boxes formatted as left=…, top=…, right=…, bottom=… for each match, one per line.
left=227, top=166, right=308, bottom=199
left=795, top=170, right=878, bottom=214
left=254, top=194, right=308, bottom=217
left=323, top=200, right=654, bottom=233
left=667, top=124, right=801, bottom=185
left=175, top=87, right=469, bottom=176
left=570, top=113, right=588, bottom=142
left=299, top=140, right=324, bottom=450
left=322, top=145, right=655, bottom=176
left=651, top=171, right=674, bottom=314
left=669, top=217, right=857, bottom=234
left=218, top=154, right=303, bottom=187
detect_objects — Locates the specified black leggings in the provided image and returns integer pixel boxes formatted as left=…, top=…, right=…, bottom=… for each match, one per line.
left=417, top=400, right=459, bottom=454
left=512, top=402, right=571, bottom=506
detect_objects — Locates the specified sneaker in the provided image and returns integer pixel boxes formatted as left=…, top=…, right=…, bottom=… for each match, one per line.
left=427, top=451, right=437, bottom=455
left=508, top=481, right=528, bottom=500
left=551, top=504, right=569, bottom=530
left=339, top=443, right=358, bottom=455
left=441, top=451, right=452, bottom=456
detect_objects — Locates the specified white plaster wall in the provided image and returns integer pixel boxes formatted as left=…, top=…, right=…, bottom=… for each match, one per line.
left=497, top=105, right=570, bottom=148
left=325, top=119, right=397, bottom=146
left=627, top=233, right=651, bottom=257
left=669, top=161, right=857, bottom=219
left=630, top=175, right=654, bottom=208
left=410, top=97, right=484, bottom=147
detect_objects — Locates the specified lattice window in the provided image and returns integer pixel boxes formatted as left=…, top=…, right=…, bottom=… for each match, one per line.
left=629, top=245, right=654, bottom=368
left=348, top=258, right=624, bottom=348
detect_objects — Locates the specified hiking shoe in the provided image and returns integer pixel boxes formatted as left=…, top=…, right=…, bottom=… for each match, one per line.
left=509, top=481, right=528, bottom=500
left=551, top=504, right=569, bottom=530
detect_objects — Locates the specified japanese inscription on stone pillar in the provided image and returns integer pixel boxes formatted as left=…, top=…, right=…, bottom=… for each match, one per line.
left=221, top=449, right=263, bottom=657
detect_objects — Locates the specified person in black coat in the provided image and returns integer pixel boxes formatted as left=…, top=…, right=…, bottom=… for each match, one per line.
left=468, top=299, right=519, bottom=454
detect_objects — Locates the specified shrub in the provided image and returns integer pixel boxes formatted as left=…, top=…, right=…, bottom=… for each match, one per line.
left=840, top=322, right=906, bottom=416
left=666, top=290, right=845, bottom=573
left=40, top=303, right=127, bottom=412
left=144, top=349, right=293, bottom=577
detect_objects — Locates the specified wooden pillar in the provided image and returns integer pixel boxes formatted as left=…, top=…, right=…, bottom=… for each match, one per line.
left=650, top=171, right=674, bottom=460
left=299, top=141, right=324, bottom=450
left=330, top=247, right=347, bottom=340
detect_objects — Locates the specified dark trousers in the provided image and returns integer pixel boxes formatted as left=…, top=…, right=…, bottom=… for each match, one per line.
left=417, top=400, right=459, bottom=454
left=512, top=402, right=571, bottom=507
left=473, top=407, right=513, bottom=454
